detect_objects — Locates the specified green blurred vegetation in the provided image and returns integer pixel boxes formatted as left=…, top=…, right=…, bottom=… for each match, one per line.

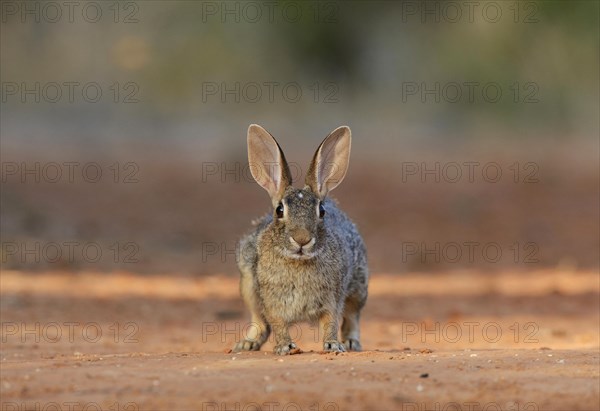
left=1, top=1, right=598, bottom=141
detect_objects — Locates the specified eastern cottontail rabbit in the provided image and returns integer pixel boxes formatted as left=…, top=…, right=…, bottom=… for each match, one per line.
left=234, top=124, right=369, bottom=355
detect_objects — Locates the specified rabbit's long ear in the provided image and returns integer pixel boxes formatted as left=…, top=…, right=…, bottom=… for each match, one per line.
left=305, top=126, right=351, bottom=199
left=247, top=124, right=292, bottom=202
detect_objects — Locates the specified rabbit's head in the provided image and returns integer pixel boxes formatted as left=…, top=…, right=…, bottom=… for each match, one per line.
left=247, top=124, right=351, bottom=260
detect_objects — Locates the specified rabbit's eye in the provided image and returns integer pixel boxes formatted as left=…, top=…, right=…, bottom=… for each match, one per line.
left=319, top=202, right=325, bottom=218
left=276, top=203, right=284, bottom=219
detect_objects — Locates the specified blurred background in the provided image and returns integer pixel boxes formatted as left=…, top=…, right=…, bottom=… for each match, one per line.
left=1, top=0, right=598, bottom=275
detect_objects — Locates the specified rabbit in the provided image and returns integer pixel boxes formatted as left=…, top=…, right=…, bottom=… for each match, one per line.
left=233, top=124, right=369, bottom=355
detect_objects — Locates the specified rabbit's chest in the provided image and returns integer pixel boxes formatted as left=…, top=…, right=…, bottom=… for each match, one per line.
left=257, top=266, right=330, bottom=322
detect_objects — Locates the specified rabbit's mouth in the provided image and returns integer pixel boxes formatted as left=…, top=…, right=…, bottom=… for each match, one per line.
left=287, top=236, right=316, bottom=260
left=288, top=249, right=316, bottom=260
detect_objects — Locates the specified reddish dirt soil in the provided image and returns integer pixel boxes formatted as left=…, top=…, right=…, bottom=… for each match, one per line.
left=1, top=270, right=598, bottom=411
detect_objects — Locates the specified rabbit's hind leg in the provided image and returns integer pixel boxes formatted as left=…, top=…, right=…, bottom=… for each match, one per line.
left=233, top=271, right=270, bottom=352
left=341, top=296, right=364, bottom=351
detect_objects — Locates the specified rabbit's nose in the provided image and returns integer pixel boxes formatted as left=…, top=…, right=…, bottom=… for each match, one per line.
left=291, top=230, right=312, bottom=247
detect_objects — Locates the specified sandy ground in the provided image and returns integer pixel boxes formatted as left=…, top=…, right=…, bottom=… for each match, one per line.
left=1, top=270, right=598, bottom=411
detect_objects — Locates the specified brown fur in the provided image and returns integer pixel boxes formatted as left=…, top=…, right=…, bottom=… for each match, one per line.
left=235, top=125, right=368, bottom=355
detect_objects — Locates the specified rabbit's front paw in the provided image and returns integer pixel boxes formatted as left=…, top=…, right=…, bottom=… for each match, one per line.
left=274, top=342, right=297, bottom=356
left=323, top=341, right=346, bottom=353
left=233, top=339, right=261, bottom=352
left=343, top=338, right=362, bottom=352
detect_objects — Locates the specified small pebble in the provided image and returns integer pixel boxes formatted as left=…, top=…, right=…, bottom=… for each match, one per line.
left=416, top=384, right=424, bottom=392
left=419, top=373, right=429, bottom=378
